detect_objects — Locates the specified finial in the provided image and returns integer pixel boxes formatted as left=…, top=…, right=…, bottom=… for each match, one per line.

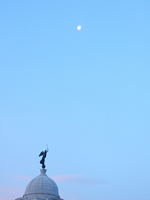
left=40, top=168, right=47, bottom=175
left=39, top=145, right=49, bottom=168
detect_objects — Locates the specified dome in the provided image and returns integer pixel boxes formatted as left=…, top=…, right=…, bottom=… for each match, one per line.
left=23, top=169, right=60, bottom=199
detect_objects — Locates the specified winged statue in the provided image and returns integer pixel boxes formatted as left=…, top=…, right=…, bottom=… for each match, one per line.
left=39, top=145, right=49, bottom=168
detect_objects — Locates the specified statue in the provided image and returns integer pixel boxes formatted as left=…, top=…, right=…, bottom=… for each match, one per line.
left=39, top=145, right=49, bottom=168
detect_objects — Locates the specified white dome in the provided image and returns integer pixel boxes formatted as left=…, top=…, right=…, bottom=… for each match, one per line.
left=23, top=169, right=60, bottom=199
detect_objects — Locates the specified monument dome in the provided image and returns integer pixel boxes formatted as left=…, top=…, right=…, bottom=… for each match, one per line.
left=15, top=169, right=63, bottom=200
left=23, top=169, right=59, bottom=198
left=15, top=147, right=63, bottom=200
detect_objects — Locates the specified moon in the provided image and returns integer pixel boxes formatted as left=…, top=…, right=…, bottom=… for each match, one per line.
left=77, top=26, right=81, bottom=30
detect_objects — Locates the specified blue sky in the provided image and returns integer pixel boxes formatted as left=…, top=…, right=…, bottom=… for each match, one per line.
left=0, top=0, right=150, bottom=199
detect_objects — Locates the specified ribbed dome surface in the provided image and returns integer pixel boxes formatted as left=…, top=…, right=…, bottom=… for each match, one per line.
left=23, top=169, right=59, bottom=198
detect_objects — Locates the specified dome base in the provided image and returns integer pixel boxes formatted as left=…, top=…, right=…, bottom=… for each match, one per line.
left=16, top=197, right=63, bottom=200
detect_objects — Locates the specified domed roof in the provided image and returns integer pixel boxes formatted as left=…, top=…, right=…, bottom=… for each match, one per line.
left=23, top=169, right=60, bottom=199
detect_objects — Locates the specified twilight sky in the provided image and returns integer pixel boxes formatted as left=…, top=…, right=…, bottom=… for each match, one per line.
left=0, top=1, right=150, bottom=200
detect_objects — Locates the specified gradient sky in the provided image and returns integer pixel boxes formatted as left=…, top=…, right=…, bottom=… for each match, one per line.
left=0, top=1, right=150, bottom=200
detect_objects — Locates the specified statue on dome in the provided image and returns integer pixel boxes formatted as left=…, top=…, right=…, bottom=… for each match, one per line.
left=39, top=145, right=49, bottom=168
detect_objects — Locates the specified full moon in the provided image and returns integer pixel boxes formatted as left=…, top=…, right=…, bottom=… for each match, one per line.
left=77, top=26, right=81, bottom=30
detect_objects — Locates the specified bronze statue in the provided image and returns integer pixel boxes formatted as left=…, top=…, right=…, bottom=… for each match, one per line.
left=39, top=145, right=49, bottom=168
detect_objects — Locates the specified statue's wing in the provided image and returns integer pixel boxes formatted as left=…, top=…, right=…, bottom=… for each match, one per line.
left=39, top=151, right=44, bottom=157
